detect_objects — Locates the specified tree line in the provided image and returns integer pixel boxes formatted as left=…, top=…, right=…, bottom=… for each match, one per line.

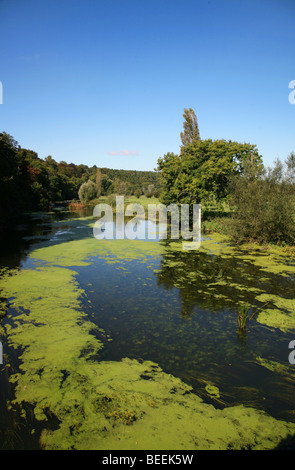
left=2, top=109, right=294, bottom=246
left=0, top=131, right=161, bottom=222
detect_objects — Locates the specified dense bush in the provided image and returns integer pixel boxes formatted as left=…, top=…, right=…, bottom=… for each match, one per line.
left=134, top=189, right=142, bottom=198
left=229, top=156, right=295, bottom=245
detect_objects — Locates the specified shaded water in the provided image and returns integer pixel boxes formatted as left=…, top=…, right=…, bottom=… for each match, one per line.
left=0, top=205, right=295, bottom=449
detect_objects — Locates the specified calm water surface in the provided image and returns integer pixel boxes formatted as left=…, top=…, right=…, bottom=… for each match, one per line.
left=0, top=205, right=295, bottom=449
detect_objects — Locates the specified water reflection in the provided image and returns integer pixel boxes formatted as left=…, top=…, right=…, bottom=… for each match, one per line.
left=1, top=206, right=295, bottom=449
left=156, top=248, right=261, bottom=315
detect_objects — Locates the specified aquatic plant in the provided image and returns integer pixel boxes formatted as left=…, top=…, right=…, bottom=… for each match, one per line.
left=236, top=302, right=253, bottom=330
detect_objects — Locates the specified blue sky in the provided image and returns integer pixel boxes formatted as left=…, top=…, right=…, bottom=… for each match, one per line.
left=0, top=0, right=295, bottom=171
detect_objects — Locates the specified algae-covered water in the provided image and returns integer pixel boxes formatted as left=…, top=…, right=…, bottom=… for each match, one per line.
left=0, top=206, right=295, bottom=450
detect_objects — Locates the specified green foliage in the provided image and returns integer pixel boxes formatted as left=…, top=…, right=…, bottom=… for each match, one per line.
left=180, top=108, right=200, bottom=149
left=144, top=184, right=156, bottom=198
left=0, top=132, right=20, bottom=218
left=101, top=174, right=113, bottom=195
left=101, top=168, right=161, bottom=196
left=96, top=168, right=102, bottom=196
left=0, top=131, right=161, bottom=222
left=229, top=156, right=295, bottom=245
left=78, top=180, right=98, bottom=203
left=113, top=179, right=132, bottom=196
left=157, top=139, right=263, bottom=205
left=286, top=152, right=295, bottom=184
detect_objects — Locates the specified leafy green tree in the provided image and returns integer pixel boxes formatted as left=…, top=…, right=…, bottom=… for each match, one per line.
left=157, top=139, right=263, bottom=205
left=78, top=180, right=98, bottom=203
left=16, top=148, right=51, bottom=210
left=285, top=152, right=295, bottom=184
left=0, top=132, right=19, bottom=218
left=180, top=108, right=200, bottom=150
left=113, top=179, right=132, bottom=195
left=144, top=184, right=155, bottom=198
left=101, top=175, right=113, bottom=195
left=156, top=152, right=181, bottom=204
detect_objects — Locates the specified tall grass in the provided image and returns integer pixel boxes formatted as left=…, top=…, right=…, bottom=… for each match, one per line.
left=236, top=302, right=254, bottom=330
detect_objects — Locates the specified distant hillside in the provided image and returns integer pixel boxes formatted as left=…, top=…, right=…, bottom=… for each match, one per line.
left=0, top=131, right=161, bottom=222
left=101, top=167, right=161, bottom=192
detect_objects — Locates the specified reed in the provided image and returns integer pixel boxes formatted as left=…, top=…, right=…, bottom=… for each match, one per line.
left=236, top=302, right=254, bottom=329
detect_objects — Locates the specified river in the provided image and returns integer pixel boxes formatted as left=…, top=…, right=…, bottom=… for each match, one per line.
left=0, top=205, right=295, bottom=449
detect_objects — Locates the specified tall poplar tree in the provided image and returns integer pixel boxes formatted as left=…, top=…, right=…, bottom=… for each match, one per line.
left=180, top=108, right=200, bottom=149
left=96, top=168, right=102, bottom=196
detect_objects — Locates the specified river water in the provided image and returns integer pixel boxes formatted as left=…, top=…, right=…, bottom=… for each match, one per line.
left=0, top=205, right=295, bottom=449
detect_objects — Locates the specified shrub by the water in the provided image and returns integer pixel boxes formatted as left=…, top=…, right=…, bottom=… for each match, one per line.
left=229, top=155, right=295, bottom=245
left=78, top=180, right=98, bottom=204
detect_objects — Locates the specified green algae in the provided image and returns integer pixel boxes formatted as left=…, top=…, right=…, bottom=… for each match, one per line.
left=1, top=234, right=295, bottom=449
left=0, top=265, right=105, bottom=422
left=199, top=234, right=295, bottom=276
left=158, top=234, right=295, bottom=330
left=205, top=384, right=221, bottom=398
left=255, top=294, right=295, bottom=332
left=30, top=238, right=164, bottom=268
left=37, top=357, right=295, bottom=451
left=31, top=229, right=295, bottom=279
left=256, top=356, right=294, bottom=376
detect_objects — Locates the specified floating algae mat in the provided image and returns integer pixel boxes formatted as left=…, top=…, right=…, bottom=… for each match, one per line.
left=1, top=215, right=295, bottom=449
